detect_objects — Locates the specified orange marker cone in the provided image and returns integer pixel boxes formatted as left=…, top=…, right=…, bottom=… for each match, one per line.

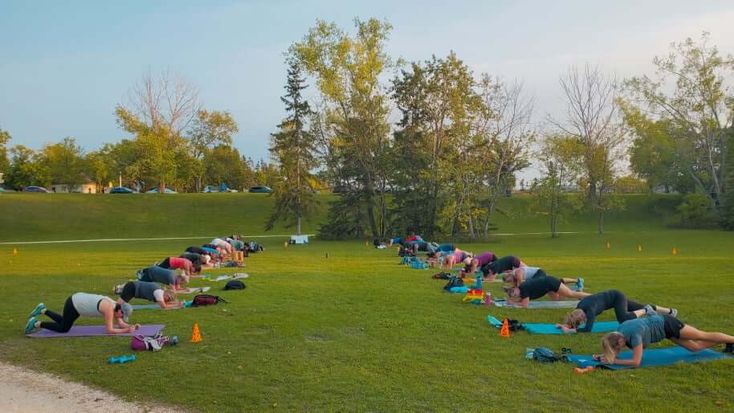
left=637, top=245, right=642, bottom=252
left=500, top=318, right=511, bottom=338
left=190, top=322, right=202, bottom=343
left=672, top=247, right=678, bottom=256
left=12, top=248, right=17, bottom=256
left=606, top=242, right=611, bottom=250
left=574, top=366, right=595, bottom=374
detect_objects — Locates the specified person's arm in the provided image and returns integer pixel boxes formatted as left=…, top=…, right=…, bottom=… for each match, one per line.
left=577, top=313, right=594, bottom=333
left=513, top=297, right=530, bottom=308
left=610, top=344, right=643, bottom=367
left=102, top=303, right=138, bottom=334
left=555, top=324, right=577, bottom=334
left=514, top=267, right=525, bottom=286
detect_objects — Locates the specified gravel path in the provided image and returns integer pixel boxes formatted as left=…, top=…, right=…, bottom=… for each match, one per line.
left=0, top=361, right=184, bottom=413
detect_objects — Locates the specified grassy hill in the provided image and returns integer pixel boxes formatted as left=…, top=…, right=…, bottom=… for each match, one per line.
left=0, top=192, right=682, bottom=242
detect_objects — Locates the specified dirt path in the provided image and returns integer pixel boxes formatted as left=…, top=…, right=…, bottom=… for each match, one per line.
left=0, top=361, right=184, bottom=413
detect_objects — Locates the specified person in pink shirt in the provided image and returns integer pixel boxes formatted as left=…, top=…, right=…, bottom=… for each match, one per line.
left=158, top=256, right=196, bottom=276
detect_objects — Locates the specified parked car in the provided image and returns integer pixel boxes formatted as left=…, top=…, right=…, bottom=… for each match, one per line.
left=248, top=186, right=272, bottom=193
left=146, top=187, right=177, bottom=194
left=110, top=186, right=135, bottom=194
left=23, top=186, right=50, bottom=193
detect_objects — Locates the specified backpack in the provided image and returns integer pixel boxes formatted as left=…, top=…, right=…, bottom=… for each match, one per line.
left=191, top=294, right=228, bottom=307
left=224, top=280, right=246, bottom=290
left=531, top=347, right=571, bottom=363
left=131, top=333, right=179, bottom=351
left=443, top=276, right=464, bottom=291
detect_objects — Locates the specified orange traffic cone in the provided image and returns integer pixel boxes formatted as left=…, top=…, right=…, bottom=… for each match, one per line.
left=500, top=318, right=511, bottom=338
left=637, top=245, right=642, bottom=252
left=190, top=322, right=202, bottom=343
left=606, top=242, right=611, bottom=250
left=672, top=247, right=678, bottom=256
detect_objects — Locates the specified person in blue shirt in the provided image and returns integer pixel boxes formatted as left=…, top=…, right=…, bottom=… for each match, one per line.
left=599, top=311, right=734, bottom=367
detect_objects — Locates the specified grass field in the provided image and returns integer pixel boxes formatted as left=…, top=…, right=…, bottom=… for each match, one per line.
left=0, top=193, right=733, bottom=412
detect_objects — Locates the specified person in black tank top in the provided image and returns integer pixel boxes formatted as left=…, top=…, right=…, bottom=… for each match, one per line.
left=504, top=274, right=590, bottom=308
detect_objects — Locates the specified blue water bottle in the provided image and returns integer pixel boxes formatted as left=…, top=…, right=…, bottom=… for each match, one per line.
left=475, top=273, right=483, bottom=290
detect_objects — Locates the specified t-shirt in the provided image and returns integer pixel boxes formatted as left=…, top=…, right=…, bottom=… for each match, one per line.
left=488, top=255, right=521, bottom=274
left=518, top=275, right=562, bottom=300
left=452, top=250, right=469, bottom=263
left=168, top=257, right=190, bottom=270
left=475, top=252, right=497, bottom=267
left=180, top=252, right=202, bottom=266
left=521, top=266, right=541, bottom=280
left=576, top=290, right=623, bottom=332
left=185, top=246, right=206, bottom=255
left=134, top=281, right=164, bottom=302
left=71, top=293, right=108, bottom=317
left=140, top=266, right=176, bottom=285
left=619, top=315, right=666, bottom=349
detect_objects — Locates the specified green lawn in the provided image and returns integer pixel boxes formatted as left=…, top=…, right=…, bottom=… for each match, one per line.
left=0, top=193, right=732, bottom=412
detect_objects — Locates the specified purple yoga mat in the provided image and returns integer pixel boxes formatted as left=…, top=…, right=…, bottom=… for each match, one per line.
left=27, top=324, right=165, bottom=338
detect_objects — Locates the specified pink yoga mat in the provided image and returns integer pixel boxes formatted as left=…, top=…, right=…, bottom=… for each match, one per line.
left=27, top=324, right=165, bottom=338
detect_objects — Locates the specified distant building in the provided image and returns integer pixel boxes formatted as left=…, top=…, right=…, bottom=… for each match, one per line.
left=50, top=182, right=97, bottom=194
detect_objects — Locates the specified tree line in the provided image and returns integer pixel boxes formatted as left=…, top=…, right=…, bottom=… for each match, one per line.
left=2, top=21, right=733, bottom=236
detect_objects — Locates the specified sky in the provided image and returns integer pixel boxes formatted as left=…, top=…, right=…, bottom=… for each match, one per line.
left=2, top=0, right=734, bottom=179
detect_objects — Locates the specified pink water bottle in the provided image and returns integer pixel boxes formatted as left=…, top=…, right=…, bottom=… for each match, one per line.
left=483, top=291, right=492, bottom=306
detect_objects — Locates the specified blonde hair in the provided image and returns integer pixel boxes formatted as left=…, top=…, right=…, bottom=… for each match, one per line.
left=563, top=309, right=586, bottom=328
left=601, top=332, right=624, bottom=364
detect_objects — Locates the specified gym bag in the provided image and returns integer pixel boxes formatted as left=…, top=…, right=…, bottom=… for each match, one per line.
left=224, top=280, right=246, bottom=290
left=191, top=294, right=228, bottom=307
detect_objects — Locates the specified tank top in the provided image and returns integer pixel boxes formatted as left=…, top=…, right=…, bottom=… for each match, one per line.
left=71, top=293, right=109, bottom=317
left=134, top=281, right=161, bottom=302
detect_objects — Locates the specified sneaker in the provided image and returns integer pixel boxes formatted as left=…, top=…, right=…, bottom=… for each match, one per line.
left=576, top=277, right=584, bottom=291
left=28, top=303, right=45, bottom=318
left=724, top=343, right=733, bottom=353
left=24, top=317, right=38, bottom=334
left=670, top=308, right=678, bottom=318
left=643, top=304, right=656, bottom=316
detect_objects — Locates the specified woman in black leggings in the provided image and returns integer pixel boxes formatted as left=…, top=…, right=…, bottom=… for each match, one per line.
left=557, top=289, right=677, bottom=333
left=24, top=293, right=138, bottom=335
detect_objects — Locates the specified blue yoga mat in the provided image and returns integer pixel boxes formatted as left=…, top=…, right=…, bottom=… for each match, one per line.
left=523, top=321, right=619, bottom=335
left=567, top=346, right=732, bottom=369
left=492, top=299, right=579, bottom=309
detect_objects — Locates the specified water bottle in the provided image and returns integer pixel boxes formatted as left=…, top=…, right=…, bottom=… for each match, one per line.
left=475, top=273, right=483, bottom=290
left=483, top=291, right=492, bottom=306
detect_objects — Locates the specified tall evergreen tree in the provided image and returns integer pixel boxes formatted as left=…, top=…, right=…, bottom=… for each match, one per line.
left=266, top=60, right=319, bottom=234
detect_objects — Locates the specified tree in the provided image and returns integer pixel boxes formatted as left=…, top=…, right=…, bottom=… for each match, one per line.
left=720, top=129, right=734, bottom=229
left=267, top=60, right=320, bottom=234
left=115, top=71, right=200, bottom=192
left=203, top=145, right=247, bottom=190
left=391, top=53, right=484, bottom=239
left=6, top=145, right=48, bottom=189
left=551, top=65, right=625, bottom=234
left=531, top=135, right=584, bottom=237
left=0, top=129, right=10, bottom=183
left=40, top=137, right=86, bottom=189
left=188, top=110, right=239, bottom=191
left=291, top=18, right=393, bottom=239
left=473, top=77, right=533, bottom=237
left=622, top=33, right=733, bottom=209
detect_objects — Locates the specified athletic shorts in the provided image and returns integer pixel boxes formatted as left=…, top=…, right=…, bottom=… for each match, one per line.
left=663, top=314, right=685, bottom=339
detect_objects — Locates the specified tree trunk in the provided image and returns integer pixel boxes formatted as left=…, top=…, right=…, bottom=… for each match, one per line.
left=597, top=209, right=605, bottom=234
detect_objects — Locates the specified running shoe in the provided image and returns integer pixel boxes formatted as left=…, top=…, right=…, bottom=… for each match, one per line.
left=28, top=303, right=45, bottom=318
left=24, top=317, right=37, bottom=334
left=670, top=308, right=678, bottom=318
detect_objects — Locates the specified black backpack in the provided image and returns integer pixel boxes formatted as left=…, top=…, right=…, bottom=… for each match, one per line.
left=443, top=276, right=464, bottom=291
left=532, top=347, right=571, bottom=363
left=224, top=280, right=246, bottom=290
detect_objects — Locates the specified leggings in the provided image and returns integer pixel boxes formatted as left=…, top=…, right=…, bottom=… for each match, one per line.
left=610, top=290, right=650, bottom=323
left=39, top=296, right=80, bottom=333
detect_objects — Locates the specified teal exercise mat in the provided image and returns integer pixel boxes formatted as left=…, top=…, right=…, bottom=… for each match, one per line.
left=567, top=346, right=733, bottom=369
left=523, top=321, right=619, bottom=334
left=131, top=300, right=193, bottom=310
left=492, top=299, right=579, bottom=309
left=486, top=315, right=617, bottom=334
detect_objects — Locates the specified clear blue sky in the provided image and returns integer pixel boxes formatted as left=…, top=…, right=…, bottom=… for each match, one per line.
left=2, top=0, right=733, bottom=167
